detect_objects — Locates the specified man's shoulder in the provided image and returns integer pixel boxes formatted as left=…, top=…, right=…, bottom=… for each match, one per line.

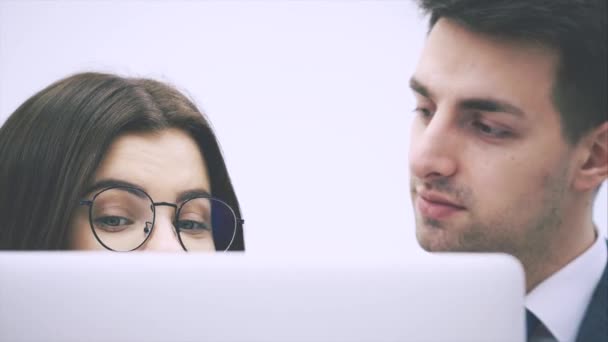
left=575, top=240, right=608, bottom=342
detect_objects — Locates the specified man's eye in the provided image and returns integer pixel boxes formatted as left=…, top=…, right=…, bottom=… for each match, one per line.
left=413, top=107, right=433, bottom=119
left=472, top=121, right=511, bottom=138
left=176, top=220, right=210, bottom=231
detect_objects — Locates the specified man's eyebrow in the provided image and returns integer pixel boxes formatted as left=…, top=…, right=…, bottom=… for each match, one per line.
left=460, top=98, right=524, bottom=117
left=176, top=189, right=212, bottom=203
left=409, top=76, right=524, bottom=118
left=83, top=179, right=148, bottom=198
left=409, top=77, right=432, bottom=99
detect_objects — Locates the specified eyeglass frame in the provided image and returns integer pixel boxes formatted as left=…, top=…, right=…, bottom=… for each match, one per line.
left=79, top=185, right=244, bottom=252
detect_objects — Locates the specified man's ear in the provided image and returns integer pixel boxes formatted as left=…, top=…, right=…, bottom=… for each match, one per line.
left=573, top=121, right=608, bottom=192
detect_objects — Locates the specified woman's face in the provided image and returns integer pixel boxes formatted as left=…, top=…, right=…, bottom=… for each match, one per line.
left=69, top=128, right=214, bottom=252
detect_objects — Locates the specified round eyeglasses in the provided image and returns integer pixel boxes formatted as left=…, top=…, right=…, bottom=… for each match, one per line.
left=79, top=186, right=242, bottom=252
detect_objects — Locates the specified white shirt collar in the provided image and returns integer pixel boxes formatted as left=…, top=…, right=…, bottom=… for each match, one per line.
left=525, top=233, right=607, bottom=342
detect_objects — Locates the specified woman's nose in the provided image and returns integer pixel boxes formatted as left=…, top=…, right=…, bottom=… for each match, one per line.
left=140, top=206, right=185, bottom=252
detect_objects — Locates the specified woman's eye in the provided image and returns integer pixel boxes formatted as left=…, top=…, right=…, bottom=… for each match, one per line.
left=96, top=216, right=131, bottom=226
left=472, top=121, right=511, bottom=138
left=93, top=216, right=133, bottom=231
left=176, top=220, right=210, bottom=231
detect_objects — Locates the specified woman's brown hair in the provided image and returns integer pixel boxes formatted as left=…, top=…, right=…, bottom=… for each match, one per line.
left=0, top=72, right=244, bottom=251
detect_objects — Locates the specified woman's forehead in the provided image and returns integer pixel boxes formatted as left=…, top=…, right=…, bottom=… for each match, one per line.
left=93, top=129, right=211, bottom=200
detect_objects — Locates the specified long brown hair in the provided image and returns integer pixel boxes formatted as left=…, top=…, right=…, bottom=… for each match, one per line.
left=0, top=72, right=244, bottom=251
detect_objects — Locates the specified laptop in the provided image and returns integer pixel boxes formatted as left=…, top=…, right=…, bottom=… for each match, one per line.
left=0, top=251, right=525, bottom=342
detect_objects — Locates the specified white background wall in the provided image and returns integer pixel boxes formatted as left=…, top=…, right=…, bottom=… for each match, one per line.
left=1, top=0, right=605, bottom=254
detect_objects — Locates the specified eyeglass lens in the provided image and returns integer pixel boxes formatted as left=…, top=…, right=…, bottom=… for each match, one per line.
left=89, top=187, right=236, bottom=251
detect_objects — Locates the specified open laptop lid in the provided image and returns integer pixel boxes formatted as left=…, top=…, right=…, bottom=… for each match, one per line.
left=0, top=252, right=525, bottom=342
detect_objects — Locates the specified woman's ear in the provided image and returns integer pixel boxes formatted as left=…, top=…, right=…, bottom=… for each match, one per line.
left=573, top=121, right=608, bottom=192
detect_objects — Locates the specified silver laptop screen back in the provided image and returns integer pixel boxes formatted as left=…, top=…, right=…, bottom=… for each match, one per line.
left=0, top=252, right=525, bottom=342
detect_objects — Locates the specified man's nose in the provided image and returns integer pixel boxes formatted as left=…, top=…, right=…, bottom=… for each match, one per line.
left=409, top=111, right=459, bottom=181
left=141, top=206, right=185, bottom=252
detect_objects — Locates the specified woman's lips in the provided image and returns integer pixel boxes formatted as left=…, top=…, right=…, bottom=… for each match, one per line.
left=415, top=194, right=465, bottom=220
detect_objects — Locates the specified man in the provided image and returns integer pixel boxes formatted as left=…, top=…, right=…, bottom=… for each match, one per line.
left=409, top=1, right=607, bottom=341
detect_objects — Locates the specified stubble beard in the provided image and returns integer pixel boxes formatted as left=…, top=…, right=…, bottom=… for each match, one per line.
left=412, top=172, right=567, bottom=262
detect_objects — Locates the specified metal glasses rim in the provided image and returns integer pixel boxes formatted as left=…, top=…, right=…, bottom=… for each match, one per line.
left=80, top=185, right=241, bottom=252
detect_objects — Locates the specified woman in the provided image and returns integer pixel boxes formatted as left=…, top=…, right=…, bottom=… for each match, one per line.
left=0, top=72, right=245, bottom=252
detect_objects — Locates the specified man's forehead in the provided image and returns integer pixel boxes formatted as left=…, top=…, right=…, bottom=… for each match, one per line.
left=427, top=18, right=560, bottom=56
left=421, top=18, right=560, bottom=74
left=413, top=18, right=559, bottom=112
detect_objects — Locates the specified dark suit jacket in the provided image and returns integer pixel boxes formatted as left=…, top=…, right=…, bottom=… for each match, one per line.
left=575, top=240, right=608, bottom=342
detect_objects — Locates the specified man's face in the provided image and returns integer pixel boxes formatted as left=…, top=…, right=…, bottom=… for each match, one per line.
left=409, top=19, right=576, bottom=256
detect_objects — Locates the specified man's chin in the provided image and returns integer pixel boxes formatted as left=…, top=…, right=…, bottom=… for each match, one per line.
left=415, top=223, right=498, bottom=254
left=416, top=225, right=452, bottom=252
left=414, top=222, right=470, bottom=252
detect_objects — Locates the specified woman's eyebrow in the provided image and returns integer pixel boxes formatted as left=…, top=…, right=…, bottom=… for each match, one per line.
left=84, top=180, right=211, bottom=202
left=176, top=189, right=212, bottom=203
left=83, top=179, right=148, bottom=198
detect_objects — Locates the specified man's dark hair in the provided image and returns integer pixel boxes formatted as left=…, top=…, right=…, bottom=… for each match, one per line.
left=416, top=0, right=607, bottom=143
left=0, top=72, right=244, bottom=251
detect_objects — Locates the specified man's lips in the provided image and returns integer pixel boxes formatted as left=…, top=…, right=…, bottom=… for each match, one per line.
left=415, top=191, right=465, bottom=220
